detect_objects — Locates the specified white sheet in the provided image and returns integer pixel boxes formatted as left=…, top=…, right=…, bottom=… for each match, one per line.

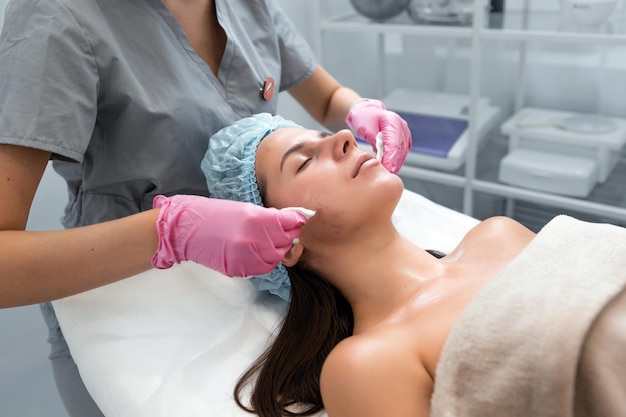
left=52, top=190, right=478, bottom=417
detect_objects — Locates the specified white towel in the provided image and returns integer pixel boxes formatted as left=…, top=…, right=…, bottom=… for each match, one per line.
left=431, top=215, right=626, bottom=417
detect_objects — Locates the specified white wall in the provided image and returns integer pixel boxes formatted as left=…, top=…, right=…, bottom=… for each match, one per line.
left=275, top=0, right=323, bottom=129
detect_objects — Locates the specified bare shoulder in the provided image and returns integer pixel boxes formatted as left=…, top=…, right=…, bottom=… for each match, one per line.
left=320, top=333, right=432, bottom=417
left=477, top=216, right=534, bottom=234
left=470, top=216, right=535, bottom=247
left=321, top=334, right=400, bottom=380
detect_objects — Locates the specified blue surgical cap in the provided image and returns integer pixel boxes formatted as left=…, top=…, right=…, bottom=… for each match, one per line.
left=202, top=113, right=302, bottom=301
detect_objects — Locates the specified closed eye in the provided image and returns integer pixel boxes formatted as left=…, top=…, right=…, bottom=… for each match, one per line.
left=297, top=158, right=311, bottom=172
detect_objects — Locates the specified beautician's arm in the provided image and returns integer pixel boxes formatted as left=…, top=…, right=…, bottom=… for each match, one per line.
left=288, top=65, right=361, bottom=132
left=0, top=144, right=159, bottom=308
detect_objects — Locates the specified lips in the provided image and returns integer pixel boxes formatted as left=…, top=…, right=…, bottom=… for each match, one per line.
left=353, top=153, right=375, bottom=178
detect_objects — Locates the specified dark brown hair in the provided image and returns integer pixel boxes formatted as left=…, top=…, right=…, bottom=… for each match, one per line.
left=234, top=264, right=352, bottom=416
left=234, top=250, right=444, bottom=416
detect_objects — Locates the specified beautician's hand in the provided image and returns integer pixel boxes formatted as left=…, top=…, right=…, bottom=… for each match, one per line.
left=151, top=195, right=308, bottom=277
left=345, top=98, right=412, bottom=174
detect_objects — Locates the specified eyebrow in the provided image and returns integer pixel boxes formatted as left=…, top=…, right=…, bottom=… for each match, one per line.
left=279, top=142, right=305, bottom=172
left=279, top=132, right=330, bottom=172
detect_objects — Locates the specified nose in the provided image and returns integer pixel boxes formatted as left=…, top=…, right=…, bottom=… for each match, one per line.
left=330, top=129, right=357, bottom=160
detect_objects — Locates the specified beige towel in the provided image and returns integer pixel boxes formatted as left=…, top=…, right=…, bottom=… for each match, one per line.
left=431, top=215, right=626, bottom=417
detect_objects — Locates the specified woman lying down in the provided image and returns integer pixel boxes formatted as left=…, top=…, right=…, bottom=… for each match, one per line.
left=201, top=113, right=626, bottom=417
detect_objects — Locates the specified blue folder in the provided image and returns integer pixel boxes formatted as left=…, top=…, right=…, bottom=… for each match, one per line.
left=356, top=111, right=468, bottom=158
left=396, top=111, right=468, bottom=158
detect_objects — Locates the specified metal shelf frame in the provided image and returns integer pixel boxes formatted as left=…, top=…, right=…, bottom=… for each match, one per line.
left=315, top=0, right=626, bottom=223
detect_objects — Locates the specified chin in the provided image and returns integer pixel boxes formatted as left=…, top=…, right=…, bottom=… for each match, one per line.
left=389, top=176, right=405, bottom=207
left=371, top=171, right=405, bottom=207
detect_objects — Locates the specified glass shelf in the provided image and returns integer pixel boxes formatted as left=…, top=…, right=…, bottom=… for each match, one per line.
left=484, top=10, right=626, bottom=44
left=320, top=9, right=626, bottom=44
left=319, top=12, right=473, bottom=38
left=473, top=140, right=626, bottom=222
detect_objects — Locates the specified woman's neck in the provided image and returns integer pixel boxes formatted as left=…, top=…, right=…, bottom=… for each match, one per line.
left=310, top=228, right=446, bottom=332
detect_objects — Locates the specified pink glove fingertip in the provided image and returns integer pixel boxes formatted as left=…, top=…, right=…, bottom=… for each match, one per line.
left=281, top=207, right=315, bottom=228
left=281, top=210, right=308, bottom=230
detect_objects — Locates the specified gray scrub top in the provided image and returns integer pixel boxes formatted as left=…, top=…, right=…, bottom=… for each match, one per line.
left=0, top=0, right=316, bottom=227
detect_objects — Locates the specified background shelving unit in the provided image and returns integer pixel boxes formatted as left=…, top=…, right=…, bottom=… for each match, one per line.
left=315, top=0, right=626, bottom=227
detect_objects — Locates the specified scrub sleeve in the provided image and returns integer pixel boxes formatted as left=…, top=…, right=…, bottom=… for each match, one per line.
left=0, top=0, right=316, bottom=415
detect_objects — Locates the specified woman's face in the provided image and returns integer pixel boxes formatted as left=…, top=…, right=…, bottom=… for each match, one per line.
left=255, top=127, right=403, bottom=245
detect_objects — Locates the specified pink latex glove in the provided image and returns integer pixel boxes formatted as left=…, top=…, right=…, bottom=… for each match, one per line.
left=151, top=195, right=308, bottom=277
left=345, top=99, right=412, bottom=174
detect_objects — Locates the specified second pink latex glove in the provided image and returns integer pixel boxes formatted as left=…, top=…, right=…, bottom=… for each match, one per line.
left=345, top=99, right=412, bottom=174
left=151, top=195, right=308, bottom=277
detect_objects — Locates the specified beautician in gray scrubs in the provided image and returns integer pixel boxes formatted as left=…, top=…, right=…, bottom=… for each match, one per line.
left=0, top=0, right=411, bottom=415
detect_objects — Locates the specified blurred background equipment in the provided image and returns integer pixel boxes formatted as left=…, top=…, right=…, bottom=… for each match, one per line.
left=349, top=0, right=411, bottom=20
left=407, top=0, right=475, bottom=24
left=567, top=0, right=618, bottom=27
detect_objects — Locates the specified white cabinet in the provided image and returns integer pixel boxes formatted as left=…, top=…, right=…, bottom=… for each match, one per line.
left=315, top=0, right=626, bottom=225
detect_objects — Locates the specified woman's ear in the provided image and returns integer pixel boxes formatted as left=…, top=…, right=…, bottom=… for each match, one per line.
left=282, top=242, right=304, bottom=267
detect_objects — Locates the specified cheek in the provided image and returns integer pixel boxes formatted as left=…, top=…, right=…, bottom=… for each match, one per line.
left=297, top=188, right=376, bottom=244
left=310, top=173, right=403, bottom=235
left=270, top=172, right=333, bottom=210
left=300, top=211, right=350, bottom=248
left=277, top=184, right=351, bottom=242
